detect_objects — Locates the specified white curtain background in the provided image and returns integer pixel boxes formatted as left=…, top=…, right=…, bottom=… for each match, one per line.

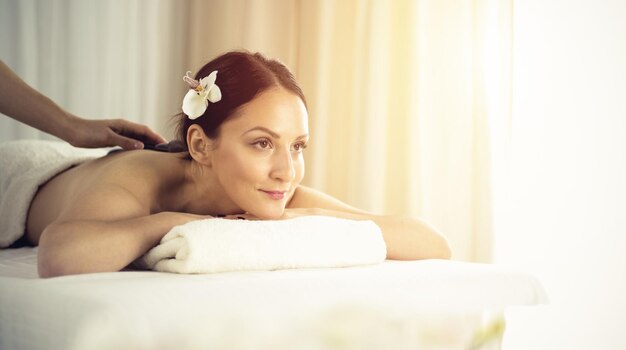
left=498, top=1, right=626, bottom=348
left=0, top=0, right=512, bottom=262
left=295, top=0, right=512, bottom=262
left=0, top=0, right=188, bottom=141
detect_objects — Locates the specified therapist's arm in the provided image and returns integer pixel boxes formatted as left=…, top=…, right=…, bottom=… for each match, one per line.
left=0, top=60, right=165, bottom=149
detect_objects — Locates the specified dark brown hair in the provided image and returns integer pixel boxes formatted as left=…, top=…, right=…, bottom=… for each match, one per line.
left=176, top=51, right=307, bottom=150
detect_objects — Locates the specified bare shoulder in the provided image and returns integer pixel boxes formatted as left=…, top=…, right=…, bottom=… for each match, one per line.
left=287, top=185, right=370, bottom=215
left=27, top=151, right=167, bottom=243
left=55, top=151, right=172, bottom=220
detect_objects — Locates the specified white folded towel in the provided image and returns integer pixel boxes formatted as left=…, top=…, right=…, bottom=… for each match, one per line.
left=138, top=216, right=387, bottom=274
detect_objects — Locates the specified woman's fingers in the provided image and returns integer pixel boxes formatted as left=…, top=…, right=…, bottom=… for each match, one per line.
left=222, top=213, right=259, bottom=220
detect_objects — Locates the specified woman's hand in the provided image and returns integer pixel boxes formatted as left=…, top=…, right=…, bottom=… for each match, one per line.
left=222, top=213, right=260, bottom=220
left=169, top=212, right=214, bottom=225
left=221, top=208, right=317, bottom=221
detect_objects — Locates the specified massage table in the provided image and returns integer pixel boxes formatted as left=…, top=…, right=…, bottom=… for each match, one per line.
left=0, top=247, right=547, bottom=350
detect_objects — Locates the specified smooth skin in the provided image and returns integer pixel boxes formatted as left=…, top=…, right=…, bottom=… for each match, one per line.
left=28, top=87, right=451, bottom=278
left=0, top=60, right=165, bottom=149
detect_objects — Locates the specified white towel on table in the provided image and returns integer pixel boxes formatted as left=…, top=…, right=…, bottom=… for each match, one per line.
left=0, top=140, right=107, bottom=247
left=138, top=216, right=387, bottom=274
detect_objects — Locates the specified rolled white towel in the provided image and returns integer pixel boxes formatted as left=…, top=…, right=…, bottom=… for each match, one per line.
left=137, top=216, right=387, bottom=274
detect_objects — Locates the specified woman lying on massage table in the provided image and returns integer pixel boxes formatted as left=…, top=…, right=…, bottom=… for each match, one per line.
left=26, top=51, right=451, bottom=278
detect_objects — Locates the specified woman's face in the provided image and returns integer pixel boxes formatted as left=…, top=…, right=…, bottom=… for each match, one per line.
left=211, top=87, right=309, bottom=219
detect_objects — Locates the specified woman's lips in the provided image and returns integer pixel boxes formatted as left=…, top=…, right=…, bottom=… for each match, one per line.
left=260, top=190, right=286, bottom=200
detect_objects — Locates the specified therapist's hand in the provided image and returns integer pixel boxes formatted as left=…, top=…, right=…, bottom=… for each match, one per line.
left=66, top=116, right=166, bottom=150
left=1, top=59, right=166, bottom=149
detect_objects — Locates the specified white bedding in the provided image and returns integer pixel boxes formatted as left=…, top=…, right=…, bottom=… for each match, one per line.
left=0, top=248, right=547, bottom=350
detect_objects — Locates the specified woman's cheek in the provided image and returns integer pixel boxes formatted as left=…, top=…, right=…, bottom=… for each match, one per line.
left=229, top=150, right=262, bottom=176
left=294, top=159, right=305, bottom=183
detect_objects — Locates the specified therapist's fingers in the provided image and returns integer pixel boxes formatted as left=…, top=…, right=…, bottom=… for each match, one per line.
left=106, top=129, right=145, bottom=150
left=69, top=118, right=167, bottom=149
left=108, top=119, right=166, bottom=147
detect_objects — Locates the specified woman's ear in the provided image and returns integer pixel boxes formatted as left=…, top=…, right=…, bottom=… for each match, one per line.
left=187, top=124, right=215, bottom=166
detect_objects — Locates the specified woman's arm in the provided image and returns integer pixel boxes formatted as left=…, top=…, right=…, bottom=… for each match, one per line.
left=38, top=212, right=204, bottom=278
left=286, top=185, right=452, bottom=260
left=37, top=184, right=204, bottom=278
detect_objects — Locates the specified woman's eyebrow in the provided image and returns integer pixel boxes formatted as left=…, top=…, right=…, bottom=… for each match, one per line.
left=241, top=126, right=308, bottom=140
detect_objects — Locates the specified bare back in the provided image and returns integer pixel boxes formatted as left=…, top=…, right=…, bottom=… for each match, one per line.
left=26, top=150, right=188, bottom=245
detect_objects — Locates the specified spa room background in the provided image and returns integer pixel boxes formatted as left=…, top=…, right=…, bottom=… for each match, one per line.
left=0, top=0, right=624, bottom=349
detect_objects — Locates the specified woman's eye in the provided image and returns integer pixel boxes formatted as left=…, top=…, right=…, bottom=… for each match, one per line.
left=254, top=140, right=271, bottom=149
left=293, top=143, right=308, bottom=152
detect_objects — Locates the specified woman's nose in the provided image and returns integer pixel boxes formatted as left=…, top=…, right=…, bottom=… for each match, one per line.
left=270, top=149, right=295, bottom=182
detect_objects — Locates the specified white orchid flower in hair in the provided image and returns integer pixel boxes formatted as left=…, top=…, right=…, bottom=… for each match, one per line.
left=182, top=70, right=222, bottom=119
